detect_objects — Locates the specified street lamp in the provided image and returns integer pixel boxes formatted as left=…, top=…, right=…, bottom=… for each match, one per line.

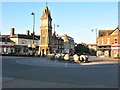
left=5, top=37, right=8, bottom=54
left=31, top=12, right=35, bottom=43
left=91, top=28, right=97, bottom=44
left=92, top=28, right=97, bottom=56
left=53, top=24, right=59, bottom=53
left=54, top=24, right=59, bottom=32
left=31, top=12, right=35, bottom=56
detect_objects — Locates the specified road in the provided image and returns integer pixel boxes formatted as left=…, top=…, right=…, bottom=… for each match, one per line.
left=2, top=56, right=118, bottom=88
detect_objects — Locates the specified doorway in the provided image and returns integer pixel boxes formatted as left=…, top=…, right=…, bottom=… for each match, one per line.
left=42, top=49, right=45, bottom=57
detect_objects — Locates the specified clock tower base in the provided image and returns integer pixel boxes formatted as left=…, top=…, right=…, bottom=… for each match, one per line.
left=38, top=46, right=52, bottom=56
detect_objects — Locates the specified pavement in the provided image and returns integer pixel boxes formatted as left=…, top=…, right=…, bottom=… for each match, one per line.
left=80, top=56, right=118, bottom=65
left=15, top=56, right=118, bottom=68
left=91, top=56, right=119, bottom=60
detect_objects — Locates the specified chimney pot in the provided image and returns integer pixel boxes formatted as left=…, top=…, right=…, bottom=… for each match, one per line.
left=26, top=30, right=30, bottom=35
left=10, top=28, right=15, bottom=36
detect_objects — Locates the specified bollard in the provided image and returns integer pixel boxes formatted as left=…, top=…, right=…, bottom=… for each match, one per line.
left=65, top=62, right=68, bottom=68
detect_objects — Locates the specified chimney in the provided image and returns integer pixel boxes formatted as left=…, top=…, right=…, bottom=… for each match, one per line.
left=10, top=28, right=15, bottom=36
left=26, top=30, right=30, bottom=35
left=106, top=32, right=109, bottom=36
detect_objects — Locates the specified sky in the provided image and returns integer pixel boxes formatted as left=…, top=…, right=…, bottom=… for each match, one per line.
left=1, top=1, right=119, bottom=44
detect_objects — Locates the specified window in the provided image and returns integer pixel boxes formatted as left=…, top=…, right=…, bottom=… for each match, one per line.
left=97, top=39, right=99, bottom=45
left=107, top=38, right=110, bottom=45
left=41, top=37, right=46, bottom=44
left=22, top=40, right=26, bottom=44
left=102, top=39, right=104, bottom=45
left=114, top=38, right=118, bottom=44
left=29, top=41, right=32, bottom=44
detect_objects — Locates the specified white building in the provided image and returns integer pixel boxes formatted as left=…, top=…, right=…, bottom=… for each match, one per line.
left=0, top=35, right=15, bottom=54
left=61, top=34, right=74, bottom=54
left=1, top=28, right=40, bottom=55
left=87, top=44, right=97, bottom=51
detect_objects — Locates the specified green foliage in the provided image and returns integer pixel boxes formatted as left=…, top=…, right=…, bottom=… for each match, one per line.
left=56, top=50, right=59, bottom=53
left=69, top=60, right=75, bottom=63
left=58, top=56, right=64, bottom=61
left=74, top=44, right=96, bottom=56
left=113, top=56, right=120, bottom=59
left=89, top=49, right=96, bottom=56
left=50, top=55, right=55, bottom=60
left=74, top=44, right=89, bottom=55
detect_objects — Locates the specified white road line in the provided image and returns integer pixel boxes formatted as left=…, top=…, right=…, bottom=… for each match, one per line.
left=2, top=77, right=14, bottom=82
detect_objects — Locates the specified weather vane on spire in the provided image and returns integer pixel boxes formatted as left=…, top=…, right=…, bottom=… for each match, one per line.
left=46, top=0, right=48, bottom=6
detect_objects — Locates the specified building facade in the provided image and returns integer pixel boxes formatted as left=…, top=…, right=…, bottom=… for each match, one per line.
left=52, top=32, right=64, bottom=54
left=0, top=35, right=15, bottom=54
left=61, top=34, right=75, bottom=54
left=87, top=44, right=97, bottom=51
left=1, top=28, right=40, bottom=55
left=97, top=27, right=120, bottom=57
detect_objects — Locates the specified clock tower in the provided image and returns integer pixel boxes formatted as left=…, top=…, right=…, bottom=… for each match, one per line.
left=39, top=5, right=52, bottom=56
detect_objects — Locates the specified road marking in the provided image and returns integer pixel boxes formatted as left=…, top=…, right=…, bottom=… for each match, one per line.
left=2, top=77, right=14, bottom=82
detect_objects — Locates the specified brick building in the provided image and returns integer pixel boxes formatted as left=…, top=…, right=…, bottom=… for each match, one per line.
left=97, top=26, right=120, bottom=57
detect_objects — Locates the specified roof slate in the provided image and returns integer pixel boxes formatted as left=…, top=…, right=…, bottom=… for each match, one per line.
left=10, top=34, right=40, bottom=40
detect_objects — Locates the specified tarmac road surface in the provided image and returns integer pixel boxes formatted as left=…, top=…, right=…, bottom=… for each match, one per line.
left=2, top=56, right=118, bottom=88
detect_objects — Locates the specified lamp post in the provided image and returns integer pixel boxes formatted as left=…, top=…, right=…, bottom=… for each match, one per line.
left=54, top=24, right=59, bottom=32
left=31, top=12, right=35, bottom=44
left=91, top=28, right=97, bottom=44
left=5, top=37, right=7, bottom=54
left=54, top=24, right=59, bottom=53
left=92, top=28, right=97, bottom=56
left=31, top=12, right=35, bottom=56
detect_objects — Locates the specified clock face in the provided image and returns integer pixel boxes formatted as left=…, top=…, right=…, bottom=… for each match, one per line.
left=42, top=20, right=47, bottom=26
left=44, top=14, right=46, bottom=18
left=43, top=13, right=47, bottom=18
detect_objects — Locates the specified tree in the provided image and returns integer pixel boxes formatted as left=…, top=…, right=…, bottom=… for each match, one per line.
left=89, top=48, right=96, bottom=56
left=75, top=44, right=92, bottom=55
